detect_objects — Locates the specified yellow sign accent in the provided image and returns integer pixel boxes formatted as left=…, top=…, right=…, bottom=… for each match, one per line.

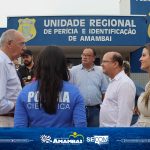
left=148, top=24, right=150, bottom=38
left=18, top=18, right=36, bottom=42
left=69, top=132, right=84, bottom=140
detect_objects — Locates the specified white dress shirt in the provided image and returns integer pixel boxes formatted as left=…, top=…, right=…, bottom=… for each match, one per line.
left=100, top=71, right=136, bottom=127
left=0, top=50, right=22, bottom=114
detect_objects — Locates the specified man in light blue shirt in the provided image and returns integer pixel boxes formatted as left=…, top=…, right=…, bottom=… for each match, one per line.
left=70, top=47, right=108, bottom=127
left=0, top=29, right=26, bottom=127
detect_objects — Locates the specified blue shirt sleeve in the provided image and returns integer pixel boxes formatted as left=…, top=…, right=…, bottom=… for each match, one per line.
left=72, top=88, right=87, bottom=127
left=14, top=91, right=29, bottom=127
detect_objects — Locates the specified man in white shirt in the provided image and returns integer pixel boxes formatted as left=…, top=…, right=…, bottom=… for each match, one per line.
left=100, top=52, right=136, bottom=127
left=0, top=29, right=26, bottom=127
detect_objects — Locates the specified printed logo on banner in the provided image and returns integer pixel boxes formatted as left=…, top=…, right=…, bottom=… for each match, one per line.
left=69, top=132, right=84, bottom=141
left=147, top=13, right=150, bottom=38
left=18, top=18, right=36, bottom=42
left=40, top=135, right=52, bottom=143
left=87, top=135, right=109, bottom=145
left=0, top=17, right=7, bottom=28
left=40, top=132, right=84, bottom=145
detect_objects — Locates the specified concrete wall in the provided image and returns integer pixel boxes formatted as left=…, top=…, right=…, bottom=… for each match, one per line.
left=119, top=0, right=130, bottom=15
left=0, top=0, right=120, bottom=17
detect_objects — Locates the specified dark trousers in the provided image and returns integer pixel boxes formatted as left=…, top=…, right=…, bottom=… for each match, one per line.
left=86, top=105, right=100, bottom=127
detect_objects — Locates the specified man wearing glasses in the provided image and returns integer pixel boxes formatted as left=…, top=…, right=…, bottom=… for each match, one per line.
left=0, top=29, right=26, bottom=127
left=70, top=47, right=108, bottom=127
left=100, top=52, right=136, bottom=127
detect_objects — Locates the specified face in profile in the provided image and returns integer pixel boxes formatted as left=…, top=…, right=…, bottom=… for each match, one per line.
left=11, top=32, right=26, bottom=59
left=101, top=53, right=114, bottom=76
left=140, top=48, right=150, bottom=72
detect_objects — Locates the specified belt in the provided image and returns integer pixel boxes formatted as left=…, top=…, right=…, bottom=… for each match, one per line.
left=86, top=104, right=100, bottom=109
left=0, top=113, right=14, bottom=117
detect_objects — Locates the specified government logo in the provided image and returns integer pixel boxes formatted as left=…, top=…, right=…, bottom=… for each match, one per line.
left=40, top=132, right=84, bottom=145
left=18, top=18, right=36, bottom=42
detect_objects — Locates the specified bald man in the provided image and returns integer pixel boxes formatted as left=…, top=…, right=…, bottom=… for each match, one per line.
left=100, top=52, right=136, bottom=127
left=0, top=29, right=26, bottom=127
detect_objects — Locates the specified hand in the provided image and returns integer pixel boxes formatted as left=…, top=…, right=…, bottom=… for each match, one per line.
left=133, top=106, right=140, bottom=115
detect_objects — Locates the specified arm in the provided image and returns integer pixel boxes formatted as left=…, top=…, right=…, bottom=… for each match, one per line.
left=0, top=62, right=14, bottom=114
left=14, top=92, right=29, bottom=127
left=73, top=89, right=87, bottom=127
left=69, top=68, right=74, bottom=84
left=117, top=82, right=136, bottom=127
left=100, top=73, right=109, bottom=101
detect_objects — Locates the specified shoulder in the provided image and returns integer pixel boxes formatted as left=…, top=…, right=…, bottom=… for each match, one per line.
left=63, top=81, right=80, bottom=94
left=0, top=53, right=6, bottom=65
left=0, top=56, right=4, bottom=62
left=0, top=58, right=8, bottom=73
left=20, top=81, right=38, bottom=95
left=0, top=58, right=5, bottom=66
left=93, top=65, right=103, bottom=73
left=63, top=81, right=83, bottom=102
left=119, top=75, right=135, bottom=89
left=70, top=64, right=82, bottom=71
left=18, top=65, right=26, bottom=71
left=70, top=65, right=82, bottom=77
left=93, top=66, right=108, bottom=80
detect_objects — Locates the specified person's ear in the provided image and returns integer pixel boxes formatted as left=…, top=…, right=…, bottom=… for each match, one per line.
left=113, top=61, right=118, bottom=68
left=7, top=40, right=13, bottom=48
left=8, top=40, right=12, bottom=45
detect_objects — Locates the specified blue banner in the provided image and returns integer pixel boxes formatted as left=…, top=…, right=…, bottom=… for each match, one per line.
left=131, top=0, right=150, bottom=15
left=130, top=47, right=144, bottom=73
left=0, top=16, right=147, bottom=46
left=147, top=15, right=150, bottom=43
left=0, top=128, right=150, bottom=150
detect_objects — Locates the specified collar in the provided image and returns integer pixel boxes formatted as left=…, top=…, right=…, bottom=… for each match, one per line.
left=111, top=70, right=125, bottom=81
left=81, top=64, right=95, bottom=71
left=0, top=50, right=13, bottom=64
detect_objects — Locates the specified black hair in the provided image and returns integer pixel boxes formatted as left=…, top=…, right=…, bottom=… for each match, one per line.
left=35, top=46, right=70, bottom=114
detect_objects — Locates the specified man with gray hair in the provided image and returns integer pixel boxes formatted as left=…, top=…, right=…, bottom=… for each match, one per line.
left=0, top=29, right=26, bottom=127
left=100, top=52, right=136, bottom=127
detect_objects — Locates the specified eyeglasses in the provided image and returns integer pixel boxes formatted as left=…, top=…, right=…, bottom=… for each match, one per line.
left=18, top=42, right=26, bottom=47
left=16, top=42, right=26, bottom=47
left=11, top=40, right=26, bottom=47
left=81, top=54, right=93, bottom=57
left=101, top=60, right=114, bottom=64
